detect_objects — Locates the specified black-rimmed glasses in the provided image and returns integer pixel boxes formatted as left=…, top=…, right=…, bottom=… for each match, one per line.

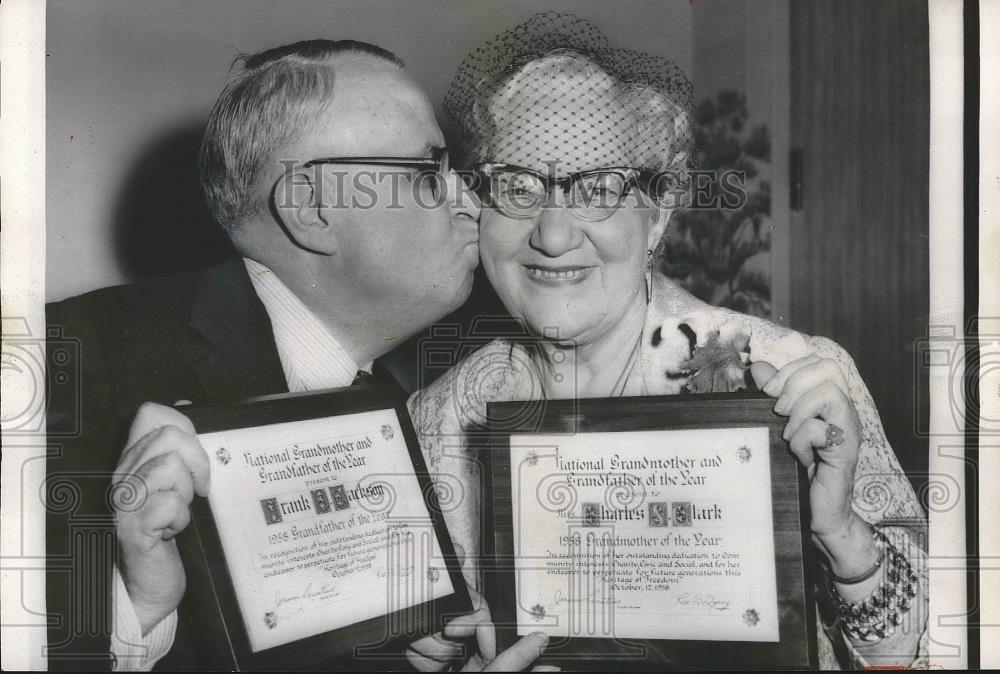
left=304, top=146, right=451, bottom=199
left=476, top=163, right=656, bottom=221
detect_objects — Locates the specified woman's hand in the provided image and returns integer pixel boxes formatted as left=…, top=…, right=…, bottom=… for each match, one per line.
left=406, top=587, right=555, bottom=672
left=750, top=356, right=877, bottom=577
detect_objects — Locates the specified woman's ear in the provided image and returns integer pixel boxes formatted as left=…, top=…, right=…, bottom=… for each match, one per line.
left=646, top=206, right=674, bottom=252
left=272, top=166, right=338, bottom=255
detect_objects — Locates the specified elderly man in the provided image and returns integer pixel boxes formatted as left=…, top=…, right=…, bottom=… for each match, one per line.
left=46, top=39, right=544, bottom=671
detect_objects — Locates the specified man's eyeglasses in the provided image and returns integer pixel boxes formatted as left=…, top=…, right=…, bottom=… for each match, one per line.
left=304, top=147, right=451, bottom=199
left=475, top=163, right=657, bottom=222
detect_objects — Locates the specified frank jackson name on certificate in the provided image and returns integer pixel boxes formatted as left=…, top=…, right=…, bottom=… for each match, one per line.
left=197, top=408, right=454, bottom=653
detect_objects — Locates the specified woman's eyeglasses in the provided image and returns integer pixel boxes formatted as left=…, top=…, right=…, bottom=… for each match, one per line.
left=475, top=163, right=657, bottom=222
left=304, top=147, right=451, bottom=199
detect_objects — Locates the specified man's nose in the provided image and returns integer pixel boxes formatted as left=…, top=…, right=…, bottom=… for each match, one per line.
left=530, top=200, right=583, bottom=257
left=447, top=169, right=481, bottom=221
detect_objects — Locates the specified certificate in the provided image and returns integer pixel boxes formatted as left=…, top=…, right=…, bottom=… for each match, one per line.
left=181, top=385, right=472, bottom=671
left=486, top=393, right=817, bottom=669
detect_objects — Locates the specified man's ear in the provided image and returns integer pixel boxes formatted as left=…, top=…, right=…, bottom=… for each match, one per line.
left=646, top=206, right=674, bottom=252
left=272, top=166, right=338, bottom=255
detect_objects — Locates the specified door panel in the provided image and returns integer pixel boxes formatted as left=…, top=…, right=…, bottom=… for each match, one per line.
left=790, top=0, right=930, bottom=486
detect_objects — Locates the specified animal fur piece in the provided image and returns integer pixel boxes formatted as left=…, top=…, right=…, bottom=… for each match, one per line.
left=648, top=309, right=811, bottom=394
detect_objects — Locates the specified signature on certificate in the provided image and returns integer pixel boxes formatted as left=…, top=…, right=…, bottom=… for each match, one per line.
left=274, top=582, right=340, bottom=614
left=675, top=592, right=731, bottom=611
left=549, top=588, right=641, bottom=611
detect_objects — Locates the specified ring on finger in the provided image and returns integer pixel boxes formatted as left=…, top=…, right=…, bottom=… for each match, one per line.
left=823, top=423, right=845, bottom=449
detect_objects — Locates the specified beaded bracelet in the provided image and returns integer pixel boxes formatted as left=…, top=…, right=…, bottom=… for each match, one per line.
left=823, top=528, right=919, bottom=643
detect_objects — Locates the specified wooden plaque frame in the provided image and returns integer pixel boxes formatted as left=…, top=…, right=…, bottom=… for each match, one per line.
left=485, top=392, right=818, bottom=670
left=178, top=383, right=473, bottom=671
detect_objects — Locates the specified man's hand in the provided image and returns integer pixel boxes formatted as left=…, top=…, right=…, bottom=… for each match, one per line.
left=406, top=588, right=555, bottom=672
left=111, top=402, right=210, bottom=634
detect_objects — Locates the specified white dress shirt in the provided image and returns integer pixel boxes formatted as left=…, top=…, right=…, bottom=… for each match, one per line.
left=111, top=258, right=370, bottom=670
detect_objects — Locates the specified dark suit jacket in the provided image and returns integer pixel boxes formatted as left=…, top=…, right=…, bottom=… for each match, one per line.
left=46, top=256, right=292, bottom=671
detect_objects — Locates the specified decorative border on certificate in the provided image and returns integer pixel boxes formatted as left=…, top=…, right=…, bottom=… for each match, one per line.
left=484, top=393, right=818, bottom=670
left=180, top=383, right=473, bottom=671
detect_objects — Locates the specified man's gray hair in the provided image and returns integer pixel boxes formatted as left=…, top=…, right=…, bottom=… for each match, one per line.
left=198, top=39, right=403, bottom=232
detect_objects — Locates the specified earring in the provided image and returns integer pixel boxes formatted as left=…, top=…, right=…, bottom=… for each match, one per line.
left=645, top=248, right=653, bottom=304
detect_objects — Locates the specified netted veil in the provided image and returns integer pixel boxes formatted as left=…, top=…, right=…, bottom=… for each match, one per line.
left=444, top=11, right=696, bottom=198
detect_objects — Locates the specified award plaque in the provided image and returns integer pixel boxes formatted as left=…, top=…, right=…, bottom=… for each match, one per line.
left=485, top=393, right=818, bottom=670
left=179, top=384, right=472, bottom=671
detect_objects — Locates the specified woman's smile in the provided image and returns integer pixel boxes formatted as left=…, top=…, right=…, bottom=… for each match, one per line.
left=522, top=263, right=595, bottom=286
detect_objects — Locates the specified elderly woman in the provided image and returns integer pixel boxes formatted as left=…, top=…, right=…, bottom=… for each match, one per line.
left=410, top=13, right=927, bottom=670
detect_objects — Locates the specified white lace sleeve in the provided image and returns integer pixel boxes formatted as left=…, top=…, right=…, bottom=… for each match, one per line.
left=807, top=336, right=929, bottom=669
left=806, top=336, right=925, bottom=524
